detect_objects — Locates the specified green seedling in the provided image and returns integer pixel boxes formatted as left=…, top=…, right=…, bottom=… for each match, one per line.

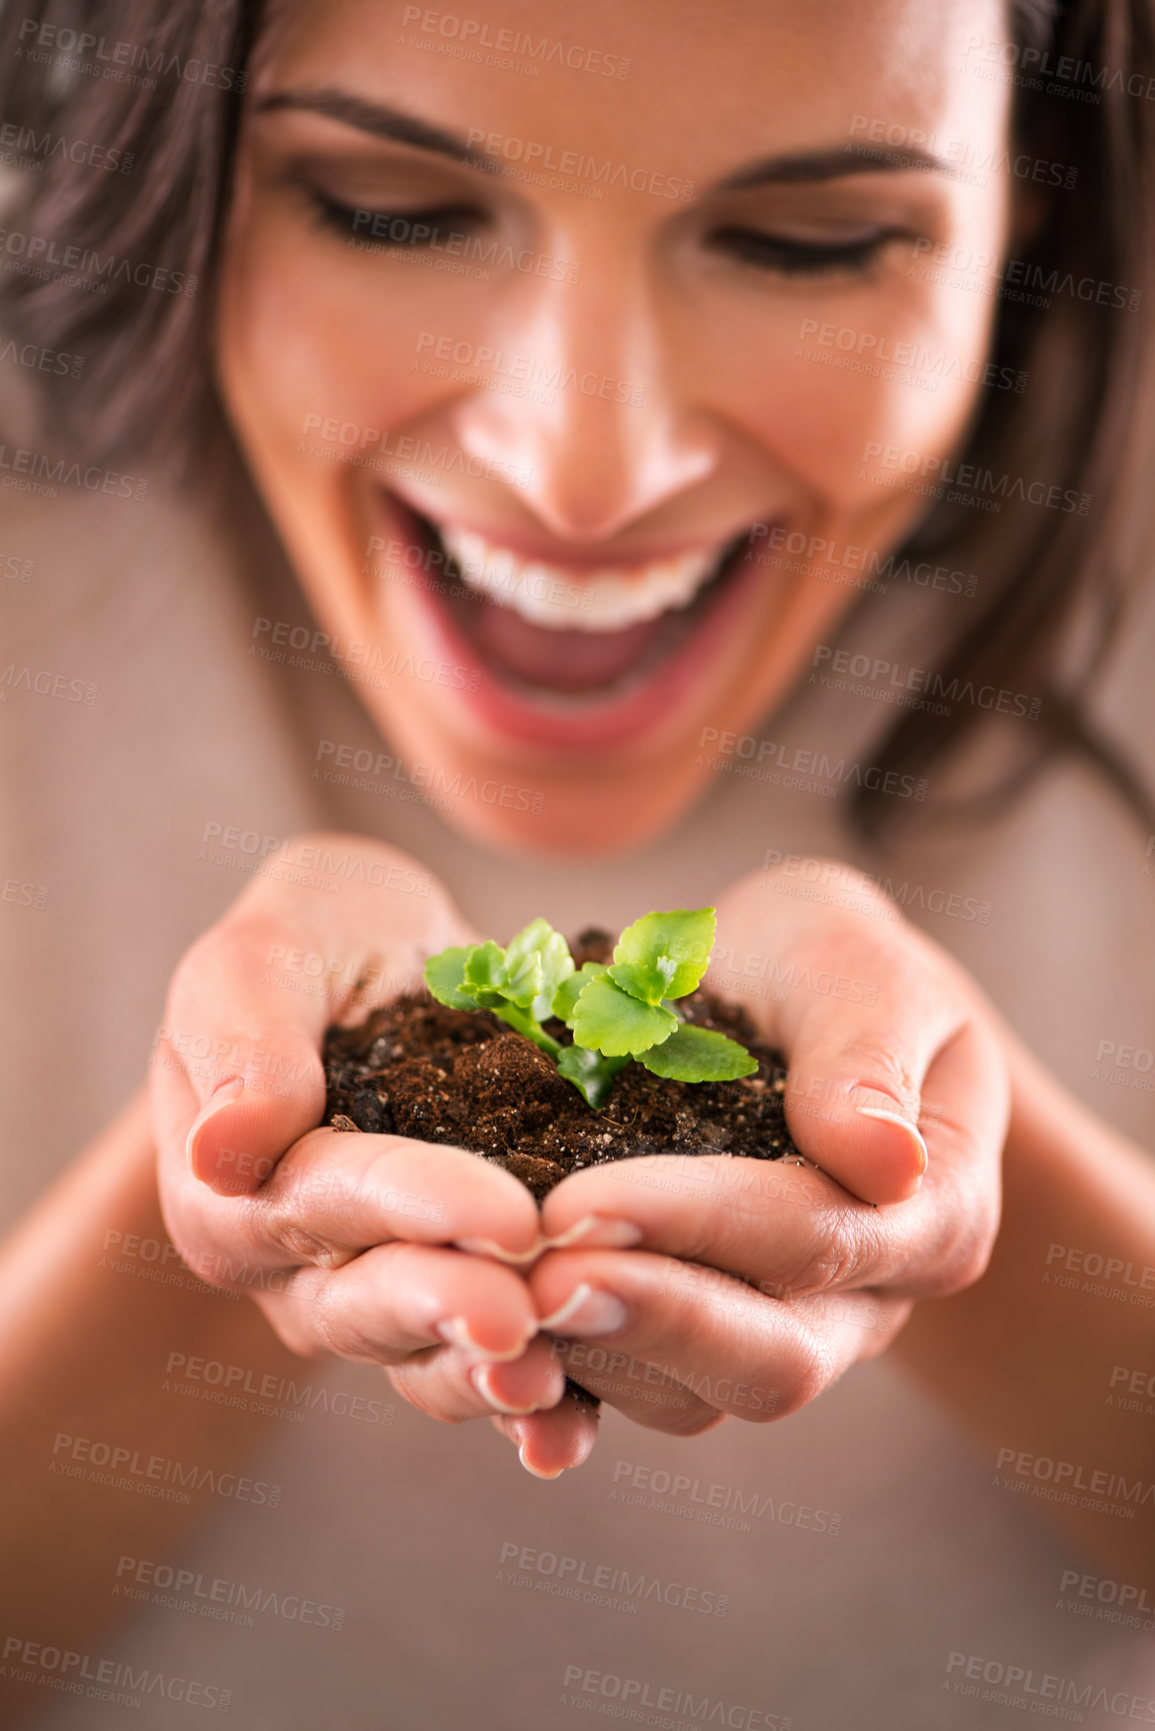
left=424, top=908, right=756, bottom=1109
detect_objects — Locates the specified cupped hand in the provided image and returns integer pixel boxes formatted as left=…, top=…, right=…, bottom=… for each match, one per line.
left=503, top=861, right=1009, bottom=1453
left=149, top=833, right=600, bottom=1470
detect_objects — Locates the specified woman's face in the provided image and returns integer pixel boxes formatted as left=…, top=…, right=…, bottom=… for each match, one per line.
left=217, top=0, right=1014, bottom=855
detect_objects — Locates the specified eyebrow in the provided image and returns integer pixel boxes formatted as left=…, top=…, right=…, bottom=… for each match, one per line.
left=258, top=90, right=952, bottom=187
left=258, top=89, right=492, bottom=170
left=718, top=145, right=954, bottom=190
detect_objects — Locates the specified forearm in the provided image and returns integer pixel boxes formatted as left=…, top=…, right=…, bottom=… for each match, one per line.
left=894, top=1037, right=1155, bottom=1580
left=0, top=1089, right=302, bottom=1665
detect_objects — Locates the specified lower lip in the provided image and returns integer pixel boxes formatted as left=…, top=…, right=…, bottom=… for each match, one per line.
left=380, top=505, right=772, bottom=753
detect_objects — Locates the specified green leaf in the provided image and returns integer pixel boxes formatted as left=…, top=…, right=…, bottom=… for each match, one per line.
left=504, top=918, right=550, bottom=962
left=639, top=1024, right=758, bottom=1083
left=570, top=973, right=678, bottom=1057
left=424, top=947, right=481, bottom=1011
left=508, top=920, right=575, bottom=1021
left=534, top=938, right=575, bottom=1022
left=498, top=921, right=547, bottom=1008
left=504, top=954, right=543, bottom=1008
left=504, top=918, right=552, bottom=975
left=556, top=1045, right=629, bottom=1109
left=607, top=958, right=677, bottom=1003
left=552, top=961, right=607, bottom=1024
left=464, top=940, right=509, bottom=995
left=611, top=908, right=717, bottom=1004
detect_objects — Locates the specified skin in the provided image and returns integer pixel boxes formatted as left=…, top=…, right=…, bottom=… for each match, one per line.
left=57, top=0, right=1145, bottom=1511
left=0, top=1095, right=306, bottom=1689
left=152, top=838, right=999, bottom=1474
left=3, top=0, right=1152, bottom=1696
left=3, top=853, right=1150, bottom=1696
left=216, top=0, right=1015, bottom=855
left=162, top=0, right=1069, bottom=1473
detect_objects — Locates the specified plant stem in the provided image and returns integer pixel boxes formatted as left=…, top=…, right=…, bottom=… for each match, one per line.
left=492, top=1003, right=562, bottom=1058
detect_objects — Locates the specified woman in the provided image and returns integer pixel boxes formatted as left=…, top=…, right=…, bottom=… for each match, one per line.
left=1, top=0, right=1154, bottom=1725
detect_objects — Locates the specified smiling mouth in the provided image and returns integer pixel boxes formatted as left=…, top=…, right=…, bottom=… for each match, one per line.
left=409, top=510, right=752, bottom=698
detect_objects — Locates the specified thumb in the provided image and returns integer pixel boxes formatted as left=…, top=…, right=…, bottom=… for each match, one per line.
left=151, top=919, right=337, bottom=1198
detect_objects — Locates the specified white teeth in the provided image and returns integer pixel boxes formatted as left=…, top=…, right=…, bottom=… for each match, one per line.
left=438, top=525, right=726, bottom=632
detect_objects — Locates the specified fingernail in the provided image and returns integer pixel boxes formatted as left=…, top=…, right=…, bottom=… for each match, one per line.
left=314, top=1246, right=360, bottom=1271
left=186, top=1078, right=245, bottom=1180
left=518, top=1441, right=564, bottom=1480
left=453, top=1235, right=544, bottom=1266
left=855, top=1105, right=928, bottom=1174
left=538, top=1283, right=627, bottom=1337
left=540, top=1215, right=644, bottom=1251
left=436, top=1316, right=530, bottom=1363
left=470, top=1363, right=541, bottom=1415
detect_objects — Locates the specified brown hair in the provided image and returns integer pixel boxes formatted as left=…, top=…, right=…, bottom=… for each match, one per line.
left=1, top=0, right=1153, bottom=837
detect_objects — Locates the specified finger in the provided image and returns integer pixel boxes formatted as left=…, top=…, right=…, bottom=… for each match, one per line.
left=547, top=1338, right=724, bottom=1436
left=152, top=841, right=470, bottom=1195
left=255, top=1131, right=544, bottom=1265
left=885, top=1014, right=1007, bottom=1294
left=154, top=1029, right=325, bottom=1202
left=709, top=870, right=977, bottom=1204
left=156, top=1084, right=542, bottom=1286
left=540, top=1153, right=889, bottom=1301
left=258, top=1241, right=541, bottom=1365
left=540, top=1014, right=1005, bottom=1305
left=530, top=1248, right=910, bottom=1423
left=256, top=1240, right=566, bottom=1423
left=387, top=1334, right=566, bottom=1424
left=491, top=1394, right=602, bottom=1479
left=532, top=1256, right=730, bottom=1436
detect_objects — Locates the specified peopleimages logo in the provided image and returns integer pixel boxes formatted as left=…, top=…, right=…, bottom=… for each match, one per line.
left=116, top=1555, right=346, bottom=1631
left=163, top=1351, right=394, bottom=1425
left=558, top=1666, right=791, bottom=1729
left=313, top=741, right=547, bottom=817
left=0, top=441, right=148, bottom=499
left=1, top=1636, right=230, bottom=1712
left=1043, top=1240, right=1155, bottom=1299
left=496, top=1541, right=729, bottom=1617
left=610, top=1460, right=843, bottom=1536
left=994, top=1444, right=1154, bottom=1519
left=414, top=331, right=646, bottom=405
left=15, top=17, right=246, bottom=90
left=945, top=1651, right=1155, bottom=1721
left=799, top=317, right=1028, bottom=391
left=0, top=227, right=196, bottom=296
left=697, top=727, right=928, bottom=802
left=0, top=338, right=85, bottom=378
left=811, top=643, right=1042, bottom=720
left=51, top=1432, right=282, bottom=1508
left=399, top=7, right=631, bottom=79
left=0, top=122, right=133, bottom=173
left=861, top=439, right=1091, bottom=515
left=467, top=129, right=692, bottom=201
left=1059, top=1568, right=1155, bottom=1616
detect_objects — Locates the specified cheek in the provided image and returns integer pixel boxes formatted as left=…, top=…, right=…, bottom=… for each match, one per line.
left=217, top=219, right=443, bottom=486
left=726, top=269, right=1001, bottom=521
left=215, top=224, right=427, bottom=632
left=786, top=352, right=986, bottom=514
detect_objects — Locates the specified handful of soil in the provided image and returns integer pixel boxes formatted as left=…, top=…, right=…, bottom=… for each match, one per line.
left=321, top=930, right=801, bottom=1200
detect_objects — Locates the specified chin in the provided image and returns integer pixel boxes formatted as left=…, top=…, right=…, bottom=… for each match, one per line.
left=424, top=752, right=706, bottom=860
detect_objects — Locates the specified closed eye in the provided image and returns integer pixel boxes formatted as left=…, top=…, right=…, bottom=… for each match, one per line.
left=309, top=189, right=488, bottom=247
left=709, top=223, right=908, bottom=276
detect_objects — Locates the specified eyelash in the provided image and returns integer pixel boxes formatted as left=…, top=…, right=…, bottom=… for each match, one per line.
left=309, top=190, right=484, bottom=245
left=310, top=190, right=902, bottom=278
left=708, top=224, right=902, bottom=276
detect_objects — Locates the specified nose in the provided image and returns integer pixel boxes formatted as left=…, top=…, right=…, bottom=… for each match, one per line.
left=445, top=260, right=721, bottom=544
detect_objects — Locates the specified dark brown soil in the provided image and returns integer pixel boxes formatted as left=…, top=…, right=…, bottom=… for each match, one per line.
left=321, top=930, right=800, bottom=1200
